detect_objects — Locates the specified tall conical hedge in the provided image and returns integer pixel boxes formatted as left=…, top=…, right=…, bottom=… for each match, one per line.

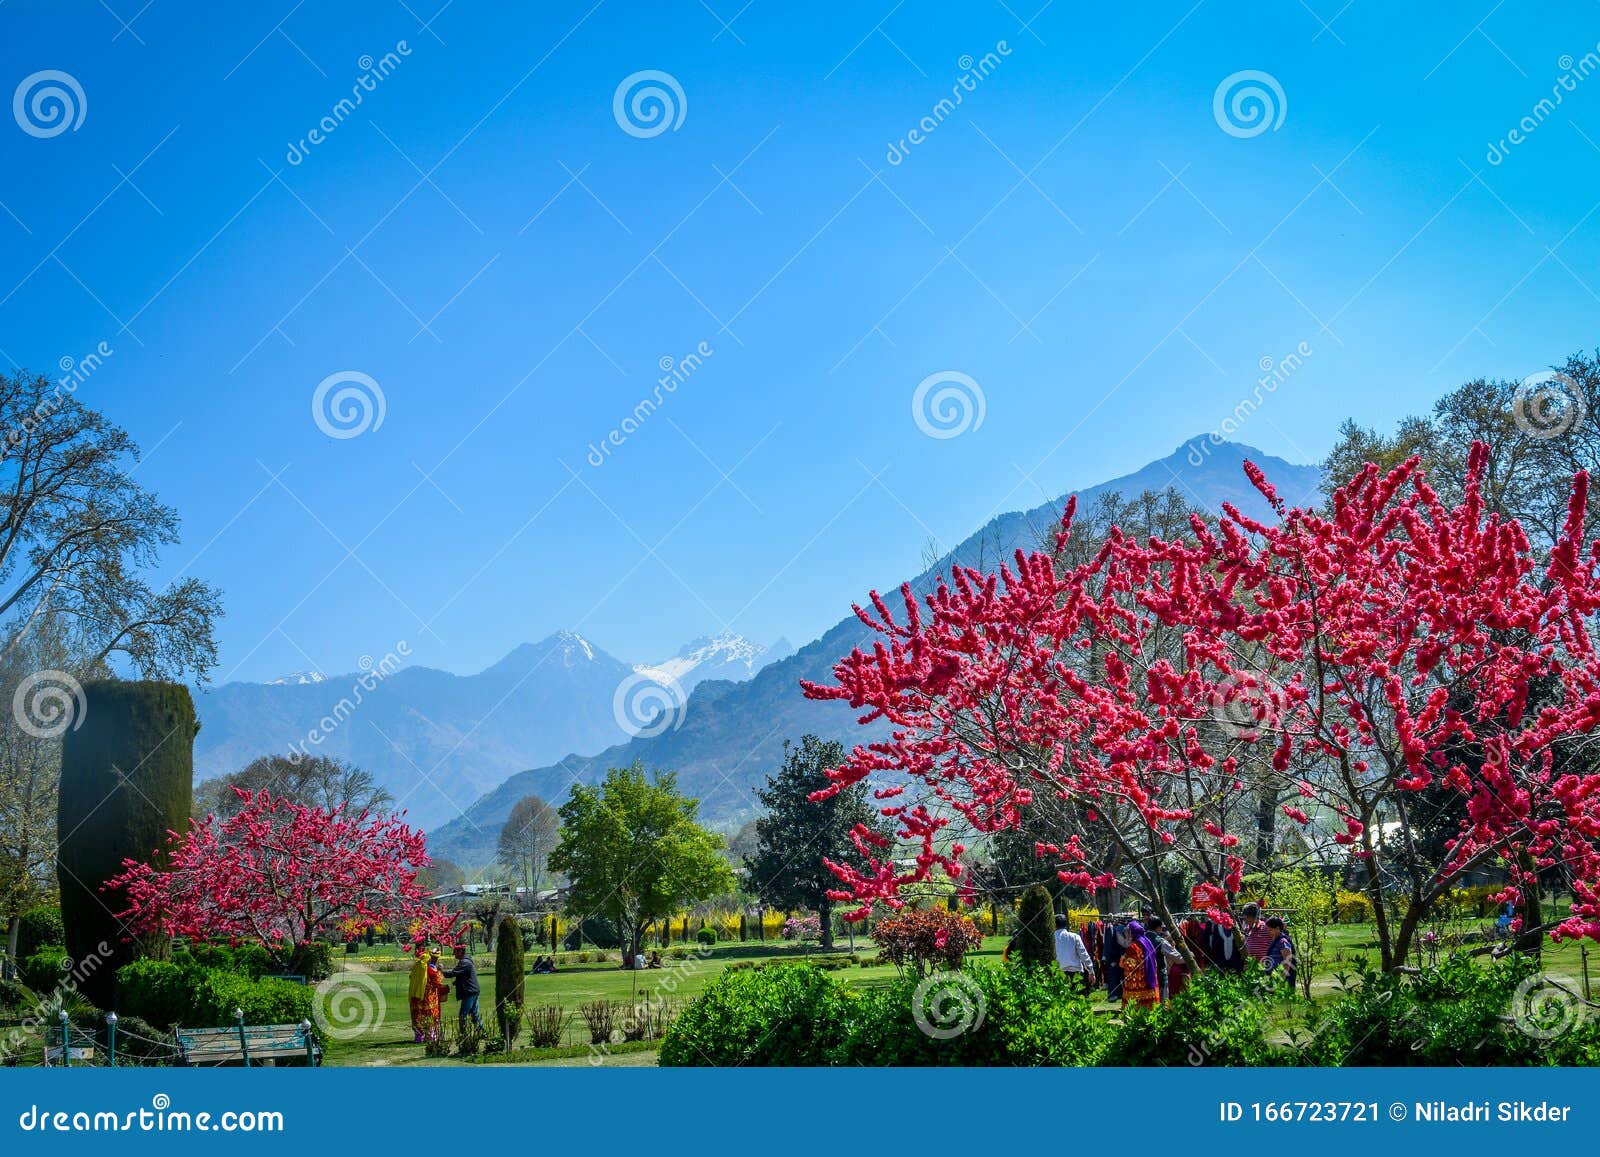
left=1016, top=885, right=1055, bottom=968
left=494, top=913, right=525, bottom=1040
left=58, top=680, right=197, bottom=1008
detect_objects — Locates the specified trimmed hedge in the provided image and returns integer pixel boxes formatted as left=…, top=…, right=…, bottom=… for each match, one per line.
left=114, top=958, right=312, bottom=1031
left=20, top=946, right=69, bottom=994
left=58, top=680, right=197, bottom=1007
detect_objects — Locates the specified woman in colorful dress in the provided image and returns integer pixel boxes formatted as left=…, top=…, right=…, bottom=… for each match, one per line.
left=1119, top=920, right=1161, bottom=1009
left=425, top=948, right=449, bottom=1042
left=408, top=943, right=431, bottom=1042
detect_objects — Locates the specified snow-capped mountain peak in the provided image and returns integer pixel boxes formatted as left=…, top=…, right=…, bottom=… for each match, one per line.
left=632, top=632, right=782, bottom=691
left=265, top=669, right=328, bottom=686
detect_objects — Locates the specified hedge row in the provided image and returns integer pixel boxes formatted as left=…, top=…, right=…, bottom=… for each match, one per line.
left=660, top=957, right=1600, bottom=1067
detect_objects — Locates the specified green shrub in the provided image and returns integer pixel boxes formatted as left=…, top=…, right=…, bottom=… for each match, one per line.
left=16, top=906, right=65, bottom=959
left=102, top=1015, right=176, bottom=1066
left=115, top=958, right=312, bottom=1030
left=1298, top=955, right=1553, bottom=1066
left=174, top=942, right=275, bottom=980
left=0, top=976, right=33, bottom=1011
left=20, top=946, right=69, bottom=994
left=1101, top=970, right=1277, bottom=1067
left=696, top=926, right=718, bottom=945
left=1015, top=887, right=1054, bottom=968
left=659, top=963, right=844, bottom=1065
left=289, top=941, right=335, bottom=981
left=115, top=959, right=191, bottom=1028
left=827, top=964, right=1110, bottom=1066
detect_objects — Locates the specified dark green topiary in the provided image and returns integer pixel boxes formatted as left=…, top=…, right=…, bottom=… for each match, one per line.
left=494, top=914, right=525, bottom=1040
left=1016, top=886, right=1055, bottom=968
left=57, top=680, right=197, bottom=1008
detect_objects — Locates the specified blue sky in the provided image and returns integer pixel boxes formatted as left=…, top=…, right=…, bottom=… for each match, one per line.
left=2, top=1, right=1597, bottom=683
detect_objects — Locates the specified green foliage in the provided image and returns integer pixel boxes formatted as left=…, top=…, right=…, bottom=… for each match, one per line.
left=1295, top=954, right=1596, bottom=1066
left=1015, top=886, right=1054, bottom=968
left=115, top=958, right=191, bottom=1028
left=20, top=946, right=68, bottom=993
left=0, top=976, right=32, bottom=1010
left=102, top=1015, right=175, bottom=1065
left=548, top=763, right=735, bottom=959
left=742, top=735, right=888, bottom=949
left=695, top=925, right=718, bottom=945
left=1102, top=969, right=1278, bottom=1067
left=287, top=941, right=335, bottom=981
left=113, top=958, right=312, bottom=1030
left=16, top=906, right=65, bottom=959
left=659, top=962, right=845, bottom=1066
left=173, top=942, right=274, bottom=979
left=58, top=680, right=197, bottom=1007
left=494, top=913, right=525, bottom=1039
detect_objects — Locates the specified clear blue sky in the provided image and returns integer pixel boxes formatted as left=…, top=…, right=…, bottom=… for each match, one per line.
left=2, top=1, right=1596, bottom=683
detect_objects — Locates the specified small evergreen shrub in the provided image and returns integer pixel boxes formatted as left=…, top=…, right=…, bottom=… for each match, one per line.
left=16, top=907, right=65, bottom=959
left=1102, top=970, right=1276, bottom=1067
left=696, top=926, right=718, bottom=945
left=1015, top=887, right=1055, bottom=968
left=20, top=947, right=69, bottom=994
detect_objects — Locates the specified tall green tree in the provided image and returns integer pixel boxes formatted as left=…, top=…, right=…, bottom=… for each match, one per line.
left=741, top=735, right=884, bottom=950
left=548, top=763, right=733, bottom=968
left=497, top=794, right=559, bottom=891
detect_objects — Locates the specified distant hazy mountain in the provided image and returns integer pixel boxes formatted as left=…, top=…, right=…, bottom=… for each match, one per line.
left=191, top=630, right=785, bottom=827
left=429, top=438, right=1323, bottom=870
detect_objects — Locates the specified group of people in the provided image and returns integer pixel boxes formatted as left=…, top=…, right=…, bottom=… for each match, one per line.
left=1051, top=902, right=1297, bottom=1008
left=407, top=943, right=483, bottom=1043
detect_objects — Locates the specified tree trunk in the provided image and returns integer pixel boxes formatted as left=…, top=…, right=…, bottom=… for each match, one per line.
left=819, top=900, right=834, bottom=951
left=4, top=916, right=18, bottom=980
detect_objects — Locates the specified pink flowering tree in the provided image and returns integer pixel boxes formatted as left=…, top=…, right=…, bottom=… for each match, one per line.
left=805, top=443, right=1600, bottom=971
left=106, top=787, right=449, bottom=971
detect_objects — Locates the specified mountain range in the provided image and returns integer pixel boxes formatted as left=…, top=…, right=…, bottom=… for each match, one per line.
left=423, top=436, right=1324, bottom=870
left=191, top=631, right=790, bottom=825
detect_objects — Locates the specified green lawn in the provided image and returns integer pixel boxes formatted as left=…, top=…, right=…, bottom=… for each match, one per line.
left=316, top=937, right=926, bottom=1067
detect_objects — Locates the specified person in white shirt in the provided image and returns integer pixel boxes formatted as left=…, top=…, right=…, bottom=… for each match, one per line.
left=1053, top=914, right=1096, bottom=990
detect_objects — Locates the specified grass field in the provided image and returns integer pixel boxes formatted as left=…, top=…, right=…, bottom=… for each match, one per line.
left=317, top=919, right=1600, bottom=1067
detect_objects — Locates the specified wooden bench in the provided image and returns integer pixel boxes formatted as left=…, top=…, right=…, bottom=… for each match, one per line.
left=175, top=1023, right=320, bottom=1067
